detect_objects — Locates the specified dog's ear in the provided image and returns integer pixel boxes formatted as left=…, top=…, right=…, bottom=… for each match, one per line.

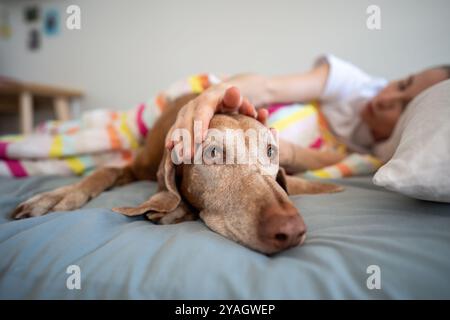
left=276, top=167, right=344, bottom=195
left=112, top=150, right=194, bottom=224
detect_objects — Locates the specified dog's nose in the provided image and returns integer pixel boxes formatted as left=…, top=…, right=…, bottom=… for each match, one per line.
left=258, top=202, right=306, bottom=252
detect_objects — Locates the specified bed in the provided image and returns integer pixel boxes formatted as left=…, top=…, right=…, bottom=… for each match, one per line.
left=0, top=174, right=450, bottom=299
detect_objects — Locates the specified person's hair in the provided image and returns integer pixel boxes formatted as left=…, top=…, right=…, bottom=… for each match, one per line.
left=432, top=65, right=450, bottom=79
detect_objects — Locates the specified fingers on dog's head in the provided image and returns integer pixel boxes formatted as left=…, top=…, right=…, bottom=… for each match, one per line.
left=222, top=86, right=242, bottom=109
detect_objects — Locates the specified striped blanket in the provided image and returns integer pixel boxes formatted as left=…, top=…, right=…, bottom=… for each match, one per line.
left=266, top=102, right=382, bottom=178
left=0, top=74, right=382, bottom=179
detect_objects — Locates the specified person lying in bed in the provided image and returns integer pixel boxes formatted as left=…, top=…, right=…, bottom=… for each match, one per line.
left=167, top=55, right=450, bottom=172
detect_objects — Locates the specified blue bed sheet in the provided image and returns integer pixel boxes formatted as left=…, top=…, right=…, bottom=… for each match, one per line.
left=1, top=175, right=450, bottom=299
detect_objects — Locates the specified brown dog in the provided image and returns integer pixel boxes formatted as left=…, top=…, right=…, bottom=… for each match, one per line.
left=11, top=93, right=342, bottom=254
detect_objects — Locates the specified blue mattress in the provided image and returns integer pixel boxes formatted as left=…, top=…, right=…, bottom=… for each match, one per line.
left=1, top=175, right=450, bottom=299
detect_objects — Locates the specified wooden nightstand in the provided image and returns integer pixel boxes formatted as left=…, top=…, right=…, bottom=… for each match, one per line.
left=0, top=77, right=84, bottom=134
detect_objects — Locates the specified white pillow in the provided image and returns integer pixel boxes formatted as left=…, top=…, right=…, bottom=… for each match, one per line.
left=373, top=79, right=450, bottom=203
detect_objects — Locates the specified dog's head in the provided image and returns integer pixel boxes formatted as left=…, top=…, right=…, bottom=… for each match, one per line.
left=114, top=114, right=341, bottom=254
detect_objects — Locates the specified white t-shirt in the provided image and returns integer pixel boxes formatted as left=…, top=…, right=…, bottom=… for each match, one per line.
left=314, top=54, right=388, bottom=153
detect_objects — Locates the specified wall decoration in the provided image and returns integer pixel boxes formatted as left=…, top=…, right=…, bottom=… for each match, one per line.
left=43, top=8, right=60, bottom=36
left=0, top=5, right=11, bottom=39
left=28, top=29, right=40, bottom=51
left=24, top=6, right=40, bottom=23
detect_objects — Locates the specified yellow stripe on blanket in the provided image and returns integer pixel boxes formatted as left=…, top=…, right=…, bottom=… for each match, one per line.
left=366, top=155, right=383, bottom=168
left=188, top=76, right=204, bottom=93
left=271, top=105, right=316, bottom=131
left=49, top=135, right=63, bottom=157
left=309, top=169, right=332, bottom=178
left=65, top=157, right=85, bottom=175
left=119, top=114, right=139, bottom=149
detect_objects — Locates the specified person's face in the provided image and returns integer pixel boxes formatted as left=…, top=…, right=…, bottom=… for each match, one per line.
left=361, top=68, right=448, bottom=142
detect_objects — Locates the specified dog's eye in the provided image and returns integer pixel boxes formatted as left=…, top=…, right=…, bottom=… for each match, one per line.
left=203, top=145, right=224, bottom=164
left=267, top=144, right=274, bottom=158
left=211, top=147, right=217, bottom=158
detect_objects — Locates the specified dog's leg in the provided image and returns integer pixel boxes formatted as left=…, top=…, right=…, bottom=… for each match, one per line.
left=11, top=166, right=135, bottom=219
left=10, top=94, right=200, bottom=220
left=279, top=139, right=345, bottom=174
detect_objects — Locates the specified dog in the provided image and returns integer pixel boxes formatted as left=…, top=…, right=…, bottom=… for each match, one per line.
left=11, top=92, right=343, bottom=254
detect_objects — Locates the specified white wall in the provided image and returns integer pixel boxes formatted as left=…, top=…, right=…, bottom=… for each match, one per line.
left=1, top=0, right=449, bottom=112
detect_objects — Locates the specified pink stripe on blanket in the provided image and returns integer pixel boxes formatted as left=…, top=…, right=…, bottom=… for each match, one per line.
left=267, top=103, right=290, bottom=115
left=136, top=103, right=148, bottom=137
left=0, top=142, right=8, bottom=159
left=309, top=137, right=323, bottom=149
left=5, top=160, right=28, bottom=177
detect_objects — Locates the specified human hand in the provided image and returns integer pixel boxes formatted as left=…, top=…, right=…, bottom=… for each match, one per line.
left=165, top=85, right=268, bottom=160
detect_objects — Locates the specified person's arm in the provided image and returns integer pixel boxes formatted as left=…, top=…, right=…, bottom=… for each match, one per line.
left=279, top=138, right=345, bottom=174
left=166, top=63, right=330, bottom=157
left=219, top=62, right=330, bottom=107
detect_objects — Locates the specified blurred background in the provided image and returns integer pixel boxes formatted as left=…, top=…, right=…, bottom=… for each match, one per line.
left=0, top=0, right=449, bottom=134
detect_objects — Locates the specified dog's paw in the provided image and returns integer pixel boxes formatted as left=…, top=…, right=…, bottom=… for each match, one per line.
left=317, top=183, right=344, bottom=194
left=11, top=185, right=88, bottom=220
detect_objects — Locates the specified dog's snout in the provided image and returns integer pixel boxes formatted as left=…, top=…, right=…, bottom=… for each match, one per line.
left=258, top=202, right=306, bottom=252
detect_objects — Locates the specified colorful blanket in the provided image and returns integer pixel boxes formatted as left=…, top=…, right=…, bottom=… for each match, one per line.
left=0, top=74, right=382, bottom=178
left=267, top=102, right=382, bottom=178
